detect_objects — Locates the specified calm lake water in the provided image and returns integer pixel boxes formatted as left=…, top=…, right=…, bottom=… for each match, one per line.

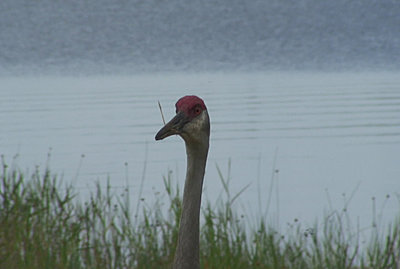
left=1, top=72, right=399, bottom=231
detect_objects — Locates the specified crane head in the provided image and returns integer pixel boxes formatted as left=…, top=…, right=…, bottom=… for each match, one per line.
left=155, top=95, right=210, bottom=144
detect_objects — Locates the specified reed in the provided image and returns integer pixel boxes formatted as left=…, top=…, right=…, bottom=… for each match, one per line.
left=0, top=160, right=399, bottom=269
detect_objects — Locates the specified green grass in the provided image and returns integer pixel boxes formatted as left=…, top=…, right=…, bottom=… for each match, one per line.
left=0, top=160, right=399, bottom=269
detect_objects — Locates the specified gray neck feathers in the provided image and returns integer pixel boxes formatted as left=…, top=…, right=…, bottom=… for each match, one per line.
left=173, top=141, right=209, bottom=269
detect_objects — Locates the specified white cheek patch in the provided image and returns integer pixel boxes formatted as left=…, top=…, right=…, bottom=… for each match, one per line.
left=187, top=112, right=208, bottom=133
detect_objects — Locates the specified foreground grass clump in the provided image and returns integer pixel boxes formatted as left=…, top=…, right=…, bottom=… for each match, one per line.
left=0, top=163, right=399, bottom=269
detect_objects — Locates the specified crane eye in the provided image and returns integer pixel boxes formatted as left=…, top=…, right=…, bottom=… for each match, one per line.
left=195, top=107, right=201, bottom=114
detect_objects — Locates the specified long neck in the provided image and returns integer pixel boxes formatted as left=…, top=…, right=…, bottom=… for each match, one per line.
left=173, top=141, right=209, bottom=269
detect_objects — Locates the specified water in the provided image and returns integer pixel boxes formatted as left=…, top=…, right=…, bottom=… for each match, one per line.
left=1, top=72, right=399, bottom=231
left=1, top=0, right=399, bottom=74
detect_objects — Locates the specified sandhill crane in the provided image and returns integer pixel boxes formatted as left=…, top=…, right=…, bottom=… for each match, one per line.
left=155, top=95, right=210, bottom=269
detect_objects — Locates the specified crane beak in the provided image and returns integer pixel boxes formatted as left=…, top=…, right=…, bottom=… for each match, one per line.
left=155, top=111, right=188, bottom=140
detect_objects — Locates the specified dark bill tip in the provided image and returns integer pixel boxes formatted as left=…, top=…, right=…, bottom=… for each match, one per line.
left=155, top=127, right=177, bottom=140
left=155, top=112, right=186, bottom=141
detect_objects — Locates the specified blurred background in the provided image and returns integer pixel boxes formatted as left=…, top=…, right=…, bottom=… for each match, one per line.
left=0, top=0, right=399, bottom=74
left=0, top=0, right=399, bottom=232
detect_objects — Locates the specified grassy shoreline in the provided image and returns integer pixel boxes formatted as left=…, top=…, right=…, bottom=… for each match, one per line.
left=1, top=162, right=399, bottom=269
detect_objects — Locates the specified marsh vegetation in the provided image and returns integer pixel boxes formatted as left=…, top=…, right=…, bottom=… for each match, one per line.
left=0, top=160, right=399, bottom=269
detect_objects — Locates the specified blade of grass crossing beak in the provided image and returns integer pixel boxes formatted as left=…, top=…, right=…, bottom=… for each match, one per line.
left=158, top=100, right=166, bottom=125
